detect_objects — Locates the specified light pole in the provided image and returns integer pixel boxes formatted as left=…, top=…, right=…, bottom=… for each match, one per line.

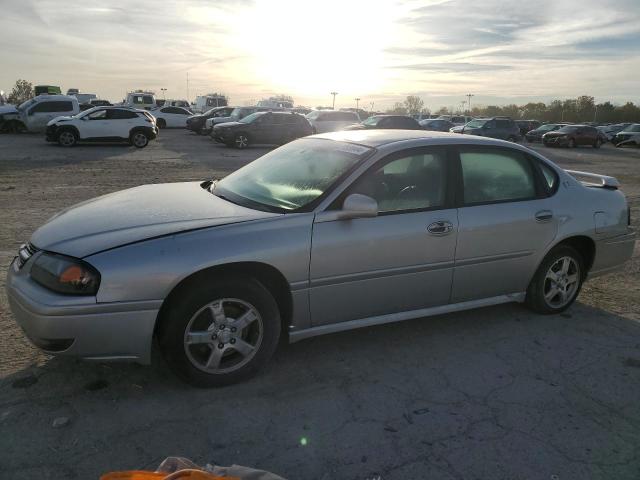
left=330, top=91, right=338, bottom=109
left=466, top=93, right=474, bottom=114
left=355, top=97, right=360, bottom=110
left=160, top=88, right=167, bottom=99
left=369, top=101, right=374, bottom=114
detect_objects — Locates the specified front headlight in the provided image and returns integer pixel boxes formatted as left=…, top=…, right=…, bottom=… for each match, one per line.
left=30, top=252, right=100, bottom=295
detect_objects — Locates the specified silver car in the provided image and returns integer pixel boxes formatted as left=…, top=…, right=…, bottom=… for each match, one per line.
left=6, top=131, right=636, bottom=387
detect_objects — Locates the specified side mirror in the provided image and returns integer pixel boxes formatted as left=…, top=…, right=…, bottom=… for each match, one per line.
left=339, top=194, right=378, bottom=220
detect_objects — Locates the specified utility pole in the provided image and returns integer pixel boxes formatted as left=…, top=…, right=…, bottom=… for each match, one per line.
left=369, top=101, right=374, bottom=114
left=160, top=88, right=167, bottom=99
left=355, top=97, right=360, bottom=110
left=330, top=91, right=338, bottom=109
left=186, top=72, right=190, bottom=103
left=466, top=93, right=474, bottom=114
left=459, top=101, right=466, bottom=114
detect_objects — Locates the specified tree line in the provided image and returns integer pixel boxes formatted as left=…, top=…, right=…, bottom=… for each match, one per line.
left=387, top=95, right=640, bottom=124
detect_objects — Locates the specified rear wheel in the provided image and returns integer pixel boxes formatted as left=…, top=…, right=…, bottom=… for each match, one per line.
left=130, top=130, right=149, bottom=148
left=57, top=129, right=77, bottom=147
left=158, top=276, right=281, bottom=387
left=593, top=138, right=602, bottom=149
left=525, top=245, right=584, bottom=314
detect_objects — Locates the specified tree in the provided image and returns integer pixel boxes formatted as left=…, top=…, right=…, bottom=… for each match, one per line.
left=435, top=106, right=450, bottom=115
left=404, top=95, right=424, bottom=116
left=387, top=102, right=407, bottom=115
left=7, top=79, right=33, bottom=105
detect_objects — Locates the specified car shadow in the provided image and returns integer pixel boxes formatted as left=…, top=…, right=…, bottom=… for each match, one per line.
left=2, top=301, right=640, bottom=479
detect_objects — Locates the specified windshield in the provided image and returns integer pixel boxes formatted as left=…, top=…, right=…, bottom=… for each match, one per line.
left=538, top=124, right=559, bottom=131
left=622, top=124, right=640, bottom=132
left=362, top=116, right=382, bottom=126
left=465, top=119, right=487, bottom=128
left=306, top=111, right=320, bottom=120
left=17, top=98, right=37, bottom=111
left=557, top=126, right=578, bottom=133
left=239, top=112, right=263, bottom=123
left=215, top=138, right=372, bottom=211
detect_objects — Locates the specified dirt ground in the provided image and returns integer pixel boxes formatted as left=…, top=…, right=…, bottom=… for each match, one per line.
left=1, top=130, right=639, bottom=480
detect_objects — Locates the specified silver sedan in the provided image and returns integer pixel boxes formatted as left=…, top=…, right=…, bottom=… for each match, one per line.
left=6, top=131, right=636, bottom=386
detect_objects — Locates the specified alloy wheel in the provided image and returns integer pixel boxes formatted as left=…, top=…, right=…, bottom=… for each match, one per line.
left=183, top=298, right=263, bottom=374
left=133, top=133, right=148, bottom=147
left=58, top=131, right=76, bottom=146
left=543, top=256, right=580, bottom=309
left=235, top=135, right=248, bottom=149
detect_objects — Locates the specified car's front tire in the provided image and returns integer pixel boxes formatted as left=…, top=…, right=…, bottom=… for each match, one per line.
left=130, top=130, right=149, bottom=148
left=234, top=133, right=250, bottom=149
left=594, top=138, right=602, bottom=149
left=525, top=245, right=584, bottom=314
left=158, top=275, right=281, bottom=387
left=57, top=129, right=78, bottom=147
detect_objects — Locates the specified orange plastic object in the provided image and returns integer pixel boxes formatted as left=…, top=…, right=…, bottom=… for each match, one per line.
left=101, top=469, right=237, bottom=480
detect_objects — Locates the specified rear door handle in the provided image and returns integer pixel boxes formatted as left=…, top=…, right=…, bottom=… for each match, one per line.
left=427, top=220, right=454, bottom=235
left=535, top=210, right=553, bottom=222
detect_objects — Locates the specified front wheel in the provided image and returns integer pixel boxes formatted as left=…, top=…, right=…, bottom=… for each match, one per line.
left=130, top=131, right=149, bottom=148
left=57, top=129, right=78, bottom=147
left=234, top=133, right=250, bottom=149
left=525, top=245, right=584, bottom=314
left=158, top=276, right=281, bottom=387
left=594, top=138, right=602, bottom=149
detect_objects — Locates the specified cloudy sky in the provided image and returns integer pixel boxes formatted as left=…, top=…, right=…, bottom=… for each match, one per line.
left=1, top=0, right=638, bottom=110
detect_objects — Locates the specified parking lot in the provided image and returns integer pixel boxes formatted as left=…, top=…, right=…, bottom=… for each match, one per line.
left=1, top=130, right=639, bottom=479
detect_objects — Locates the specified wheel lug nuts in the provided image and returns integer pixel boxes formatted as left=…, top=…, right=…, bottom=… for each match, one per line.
left=230, top=339, right=236, bottom=344
left=231, top=327, right=236, bottom=333
left=218, top=343, right=224, bottom=349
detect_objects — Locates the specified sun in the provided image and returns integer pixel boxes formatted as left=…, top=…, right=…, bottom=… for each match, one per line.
left=229, top=0, right=397, bottom=100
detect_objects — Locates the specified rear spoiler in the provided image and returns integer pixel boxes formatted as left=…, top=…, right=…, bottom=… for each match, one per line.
left=565, top=169, right=620, bottom=190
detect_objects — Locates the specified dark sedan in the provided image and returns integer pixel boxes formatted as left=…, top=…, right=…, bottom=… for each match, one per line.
left=212, top=111, right=313, bottom=148
left=187, top=106, right=235, bottom=134
left=542, top=125, right=603, bottom=148
left=419, top=118, right=454, bottom=132
left=515, top=120, right=541, bottom=136
left=343, top=115, right=422, bottom=131
left=525, top=123, right=571, bottom=142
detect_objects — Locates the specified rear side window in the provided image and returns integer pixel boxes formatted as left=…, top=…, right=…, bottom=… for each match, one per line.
left=31, top=101, right=73, bottom=113
left=108, top=109, right=138, bottom=119
left=495, top=119, right=511, bottom=128
left=538, top=162, right=559, bottom=193
left=460, top=149, right=536, bottom=204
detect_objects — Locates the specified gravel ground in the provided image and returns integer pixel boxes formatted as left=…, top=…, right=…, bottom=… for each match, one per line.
left=0, top=130, right=639, bottom=480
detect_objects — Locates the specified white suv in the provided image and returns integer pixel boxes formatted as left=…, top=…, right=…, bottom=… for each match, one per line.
left=305, top=110, right=360, bottom=133
left=45, top=106, right=158, bottom=148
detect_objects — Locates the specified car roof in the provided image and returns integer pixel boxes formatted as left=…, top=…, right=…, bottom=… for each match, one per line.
left=32, top=94, right=77, bottom=102
left=313, top=130, right=526, bottom=148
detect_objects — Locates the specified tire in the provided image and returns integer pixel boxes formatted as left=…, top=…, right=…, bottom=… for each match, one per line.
left=157, top=119, right=166, bottom=129
left=130, top=130, right=149, bottom=148
left=234, top=133, right=250, bottom=149
left=57, top=129, right=78, bottom=147
left=158, top=275, right=281, bottom=387
left=507, top=136, right=517, bottom=143
left=525, top=245, right=584, bottom=314
left=593, top=138, right=602, bottom=149
left=568, top=138, right=576, bottom=148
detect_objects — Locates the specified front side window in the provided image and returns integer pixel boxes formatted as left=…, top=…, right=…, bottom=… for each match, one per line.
left=495, top=120, right=511, bottom=128
left=88, top=109, right=107, bottom=120
left=460, top=149, right=536, bottom=204
left=108, top=109, right=137, bottom=120
left=216, top=138, right=371, bottom=211
left=239, top=112, right=264, bottom=124
left=465, top=119, right=487, bottom=129
left=349, top=150, right=447, bottom=213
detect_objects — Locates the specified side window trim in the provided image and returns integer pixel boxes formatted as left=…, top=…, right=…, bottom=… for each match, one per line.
left=328, top=146, right=456, bottom=215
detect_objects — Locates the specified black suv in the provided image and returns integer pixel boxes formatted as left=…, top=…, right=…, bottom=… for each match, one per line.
left=186, top=106, right=235, bottom=134
left=460, top=117, right=521, bottom=141
left=343, top=115, right=421, bottom=130
left=212, top=111, right=313, bottom=148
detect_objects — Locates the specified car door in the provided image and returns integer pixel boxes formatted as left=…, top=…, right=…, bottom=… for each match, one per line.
left=80, top=109, right=109, bottom=138
left=106, top=109, right=138, bottom=138
left=26, top=101, right=60, bottom=131
left=309, top=147, right=458, bottom=326
left=249, top=114, right=272, bottom=144
left=451, top=145, right=558, bottom=303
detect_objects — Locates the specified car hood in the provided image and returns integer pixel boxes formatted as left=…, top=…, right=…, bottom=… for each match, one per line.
left=342, top=124, right=367, bottom=130
left=213, top=121, right=243, bottom=129
left=30, top=182, right=278, bottom=257
left=48, top=116, right=74, bottom=125
left=0, top=105, right=18, bottom=115
left=449, top=126, right=464, bottom=133
left=543, top=131, right=567, bottom=137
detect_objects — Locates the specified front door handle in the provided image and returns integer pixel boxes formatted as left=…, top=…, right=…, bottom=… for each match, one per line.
left=427, top=220, right=454, bottom=235
left=535, top=210, right=553, bottom=222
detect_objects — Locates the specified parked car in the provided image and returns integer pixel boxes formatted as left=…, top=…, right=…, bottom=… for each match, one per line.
left=204, top=106, right=279, bottom=134
left=543, top=125, right=603, bottom=148
left=458, top=117, right=521, bottom=141
left=125, top=91, right=156, bottom=111
left=212, top=111, right=312, bottom=148
left=600, top=123, right=632, bottom=142
left=437, top=115, right=473, bottom=126
left=74, top=93, right=98, bottom=104
left=193, top=94, right=228, bottom=113
left=163, top=99, right=190, bottom=109
left=525, top=123, right=571, bottom=142
left=150, top=106, right=193, bottom=128
left=7, top=130, right=635, bottom=386
left=45, top=106, right=157, bottom=148
left=419, top=118, right=454, bottom=132
left=343, top=115, right=421, bottom=130
left=515, top=120, right=541, bottom=136
left=613, top=124, right=640, bottom=147
left=89, top=99, right=112, bottom=107
left=306, top=110, right=361, bottom=133
left=79, top=103, right=95, bottom=111
left=0, top=94, right=80, bottom=133
left=186, top=106, right=235, bottom=134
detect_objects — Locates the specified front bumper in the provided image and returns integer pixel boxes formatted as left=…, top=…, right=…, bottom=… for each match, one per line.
left=213, top=128, right=234, bottom=142
left=6, top=256, right=160, bottom=364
